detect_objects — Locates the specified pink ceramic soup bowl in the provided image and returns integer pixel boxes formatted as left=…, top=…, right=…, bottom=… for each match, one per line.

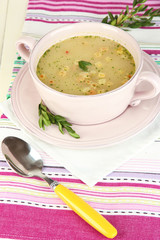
left=16, top=22, right=160, bottom=125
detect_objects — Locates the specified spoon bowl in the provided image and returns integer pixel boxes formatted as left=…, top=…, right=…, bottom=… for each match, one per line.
left=1, top=136, right=117, bottom=239
left=2, top=136, right=43, bottom=177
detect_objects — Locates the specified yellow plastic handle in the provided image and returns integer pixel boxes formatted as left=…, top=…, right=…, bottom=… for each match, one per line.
left=54, top=184, right=117, bottom=239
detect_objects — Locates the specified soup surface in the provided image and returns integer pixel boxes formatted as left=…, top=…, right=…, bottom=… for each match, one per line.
left=37, top=36, right=135, bottom=95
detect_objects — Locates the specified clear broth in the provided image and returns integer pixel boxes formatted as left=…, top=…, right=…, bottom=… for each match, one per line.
left=37, top=36, right=135, bottom=95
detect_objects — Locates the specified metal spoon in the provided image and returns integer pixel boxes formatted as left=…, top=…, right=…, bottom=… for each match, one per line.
left=1, top=136, right=117, bottom=239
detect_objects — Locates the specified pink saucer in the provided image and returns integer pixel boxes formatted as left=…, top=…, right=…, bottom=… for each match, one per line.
left=11, top=52, right=160, bottom=149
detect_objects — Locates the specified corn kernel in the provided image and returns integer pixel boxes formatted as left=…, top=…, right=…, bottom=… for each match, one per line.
left=82, top=87, right=91, bottom=93
left=64, top=66, right=69, bottom=71
left=107, top=81, right=113, bottom=87
left=95, top=62, right=102, bottom=68
left=98, top=78, right=106, bottom=85
left=79, top=72, right=90, bottom=79
left=99, top=47, right=108, bottom=52
left=105, top=57, right=112, bottom=62
left=117, top=47, right=123, bottom=54
left=98, top=72, right=105, bottom=78
left=94, top=52, right=102, bottom=58
left=59, top=71, right=66, bottom=77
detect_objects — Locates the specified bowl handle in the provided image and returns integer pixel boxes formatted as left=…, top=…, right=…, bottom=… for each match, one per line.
left=130, top=71, right=160, bottom=107
left=16, top=36, right=37, bottom=62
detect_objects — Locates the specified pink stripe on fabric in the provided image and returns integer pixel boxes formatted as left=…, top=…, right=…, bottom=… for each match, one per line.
left=27, top=1, right=160, bottom=10
left=27, top=6, right=124, bottom=14
left=0, top=182, right=50, bottom=192
left=1, top=172, right=160, bottom=188
left=96, top=182, right=160, bottom=189
left=91, top=202, right=160, bottom=213
left=2, top=186, right=160, bottom=201
left=28, top=0, right=160, bottom=6
left=2, top=192, right=160, bottom=214
left=0, top=114, right=7, bottom=119
left=29, top=0, right=134, bottom=5
left=25, top=18, right=77, bottom=23
left=0, top=204, right=160, bottom=239
left=28, top=2, right=133, bottom=8
left=28, top=3, right=160, bottom=10
left=143, top=49, right=160, bottom=55
left=0, top=172, right=82, bottom=183
left=70, top=189, right=160, bottom=200
left=0, top=192, right=60, bottom=204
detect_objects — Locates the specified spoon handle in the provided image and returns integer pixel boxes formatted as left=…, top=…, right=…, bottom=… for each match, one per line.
left=54, top=184, right=117, bottom=239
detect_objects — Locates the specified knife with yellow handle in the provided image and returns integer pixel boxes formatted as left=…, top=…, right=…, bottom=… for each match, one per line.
left=54, top=183, right=117, bottom=239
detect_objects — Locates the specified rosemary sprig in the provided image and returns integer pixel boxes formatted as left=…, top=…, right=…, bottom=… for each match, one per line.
left=38, top=102, right=80, bottom=139
left=102, top=0, right=160, bottom=29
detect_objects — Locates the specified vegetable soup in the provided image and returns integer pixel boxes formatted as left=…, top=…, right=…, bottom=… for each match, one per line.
left=36, top=36, right=135, bottom=95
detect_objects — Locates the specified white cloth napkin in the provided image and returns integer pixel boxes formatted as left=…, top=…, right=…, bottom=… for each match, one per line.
left=1, top=99, right=160, bottom=187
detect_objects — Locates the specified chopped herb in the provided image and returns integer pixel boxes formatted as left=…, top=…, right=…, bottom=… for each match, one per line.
left=78, top=60, right=92, bottom=71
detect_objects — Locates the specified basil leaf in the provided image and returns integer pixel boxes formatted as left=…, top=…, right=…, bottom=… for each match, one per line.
left=78, top=60, right=92, bottom=71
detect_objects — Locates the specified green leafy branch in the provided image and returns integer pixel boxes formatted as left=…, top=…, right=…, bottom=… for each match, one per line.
left=38, top=101, right=80, bottom=139
left=102, top=0, right=160, bottom=29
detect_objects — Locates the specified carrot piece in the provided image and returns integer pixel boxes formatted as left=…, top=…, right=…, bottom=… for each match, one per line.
left=88, top=89, right=97, bottom=95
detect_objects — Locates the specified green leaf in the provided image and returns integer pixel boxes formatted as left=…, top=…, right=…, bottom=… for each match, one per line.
left=122, top=22, right=130, bottom=28
left=42, top=120, right=45, bottom=130
left=42, top=117, right=51, bottom=126
left=42, top=110, right=50, bottom=121
left=78, top=60, right=92, bottom=71
left=127, top=21, right=143, bottom=28
left=40, top=103, right=47, bottom=111
left=55, top=115, right=67, bottom=122
left=102, top=16, right=108, bottom=23
left=38, top=104, right=42, bottom=116
left=68, top=131, right=80, bottom=139
left=111, top=19, right=117, bottom=25
left=108, top=12, right=114, bottom=21
left=65, top=126, right=80, bottom=139
left=133, top=0, right=137, bottom=7
left=122, top=15, right=129, bottom=22
left=139, top=0, right=147, bottom=3
left=140, top=21, right=155, bottom=26
left=117, top=14, right=124, bottom=24
left=120, top=10, right=124, bottom=15
left=58, top=122, right=64, bottom=134
left=151, top=9, right=160, bottom=16
left=61, top=121, right=72, bottom=127
left=141, top=5, right=148, bottom=12
left=38, top=115, right=43, bottom=128
left=143, top=7, right=153, bottom=15
left=48, top=113, right=55, bottom=124
left=126, top=5, right=129, bottom=14
left=136, top=4, right=145, bottom=12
